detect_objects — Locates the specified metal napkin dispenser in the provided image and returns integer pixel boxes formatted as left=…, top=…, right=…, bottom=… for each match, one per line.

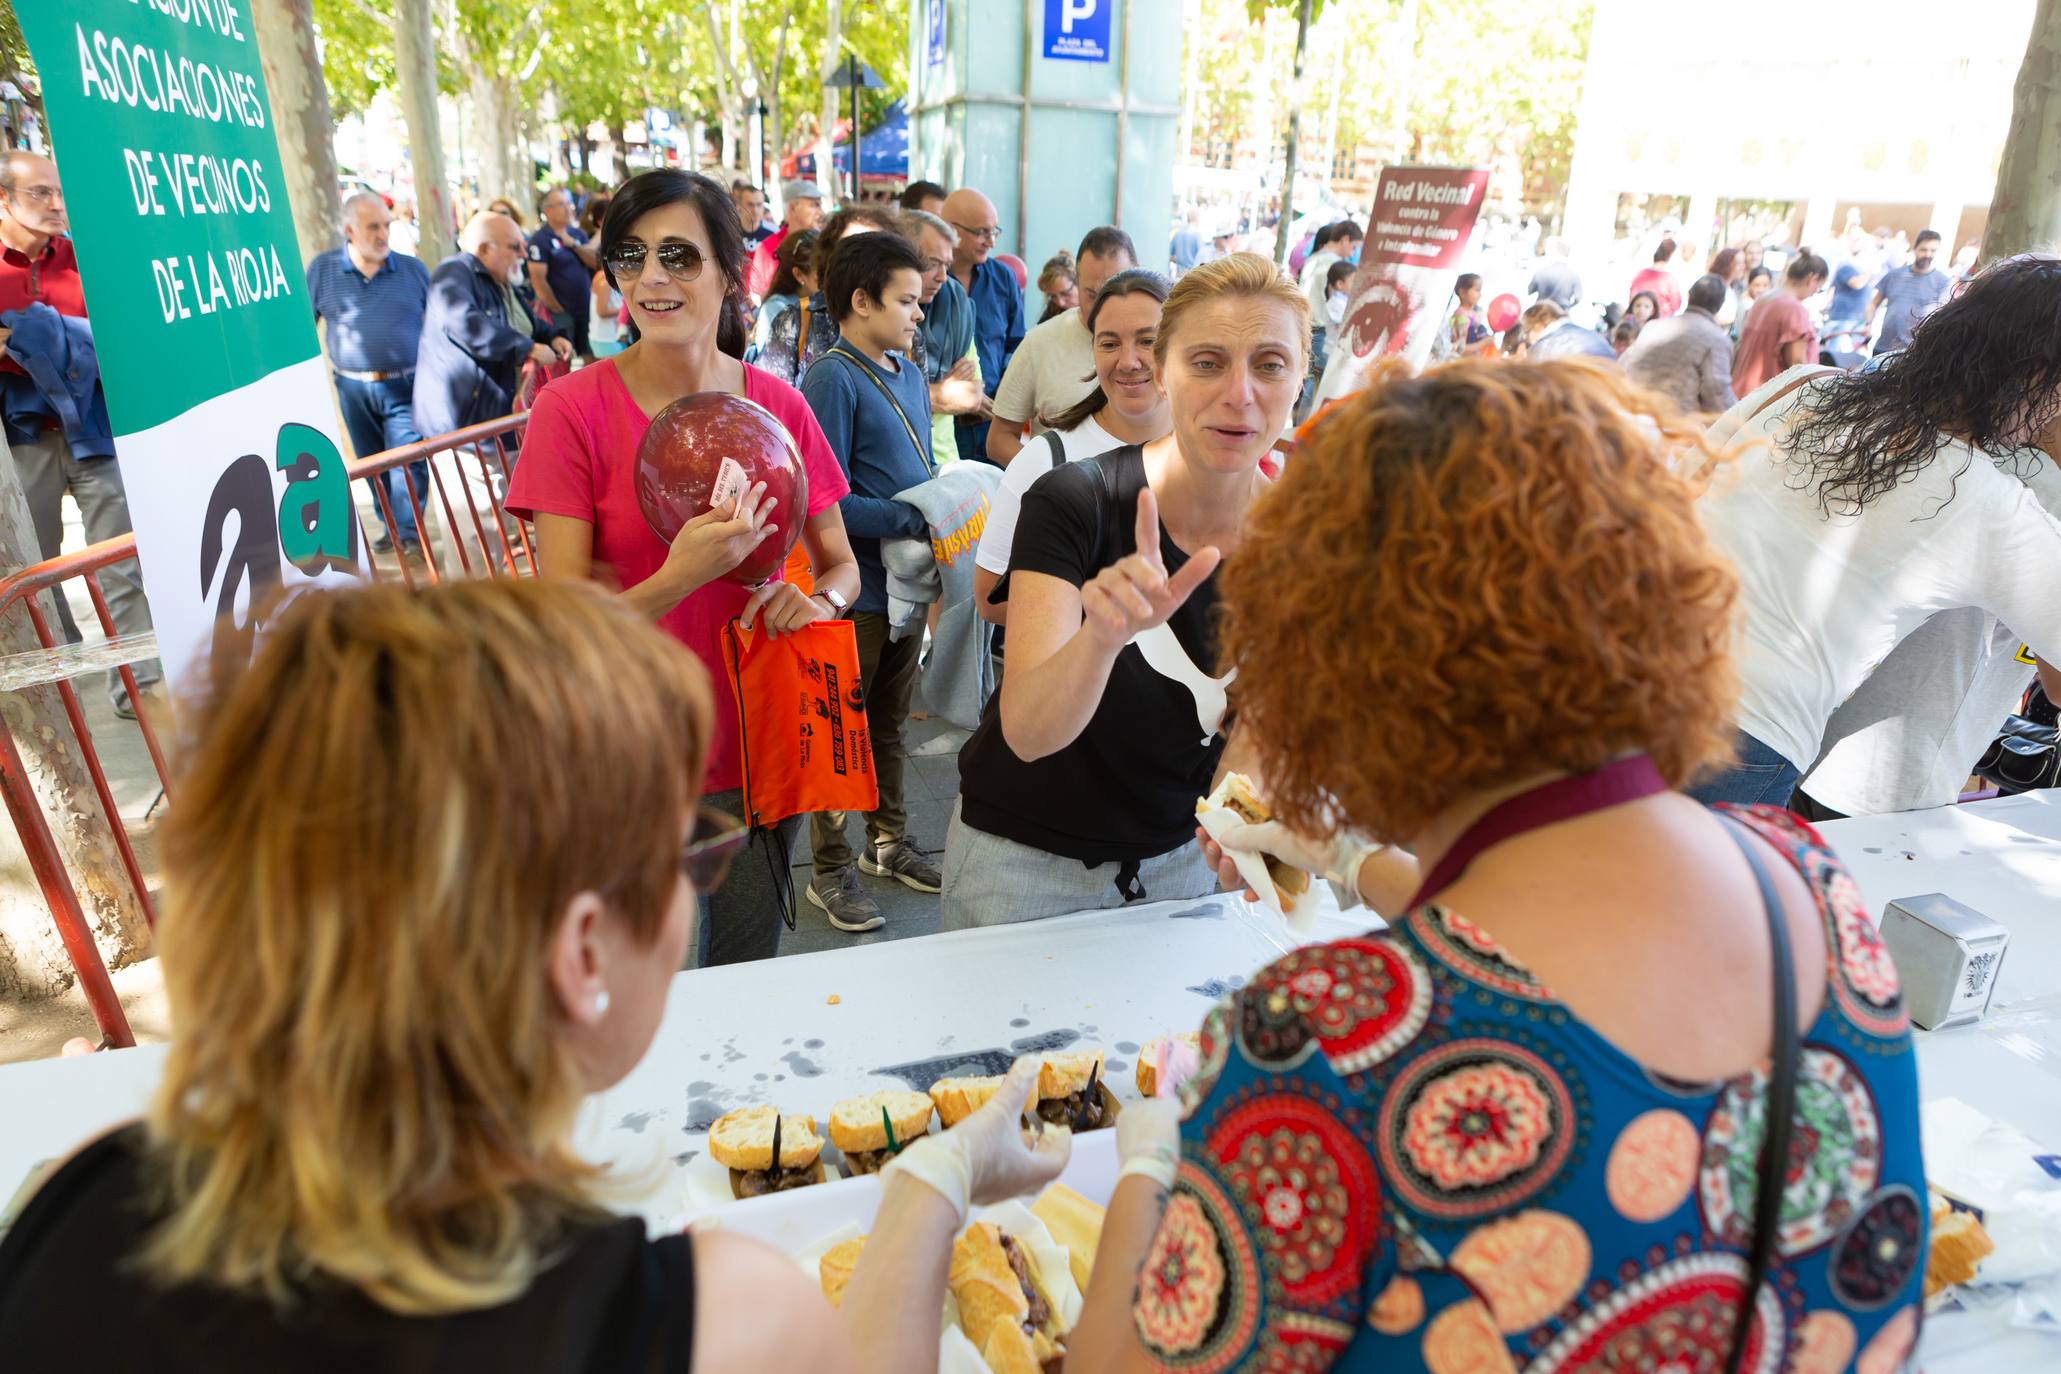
left=1879, top=893, right=2010, bottom=1031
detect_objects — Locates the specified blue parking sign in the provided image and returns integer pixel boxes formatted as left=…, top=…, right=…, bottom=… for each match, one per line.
left=1043, top=0, right=1112, bottom=63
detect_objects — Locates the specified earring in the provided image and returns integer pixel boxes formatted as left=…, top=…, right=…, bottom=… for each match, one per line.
left=593, top=990, right=611, bottom=1019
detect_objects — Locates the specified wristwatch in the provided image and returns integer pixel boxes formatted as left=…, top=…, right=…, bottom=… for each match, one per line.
left=813, top=586, right=850, bottom=615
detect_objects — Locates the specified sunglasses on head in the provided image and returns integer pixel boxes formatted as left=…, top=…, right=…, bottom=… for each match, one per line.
left=680, top=803, right=750, bottom=891
left=607, top=240, right=707, bottom=282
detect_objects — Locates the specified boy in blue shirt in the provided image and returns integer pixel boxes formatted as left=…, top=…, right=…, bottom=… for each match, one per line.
left=799, top=230, right=941, bottom=932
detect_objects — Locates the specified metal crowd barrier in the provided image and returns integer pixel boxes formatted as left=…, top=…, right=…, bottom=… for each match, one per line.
left=0, top=408, right=535, bottom=1048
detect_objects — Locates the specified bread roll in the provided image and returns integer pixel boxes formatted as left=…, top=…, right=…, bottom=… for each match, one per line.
left=931, top=1075, right=1003, bottom=1127
left=949, top=1222, right=1030, bottom=1349
left=1925, top=1209, right=1994, bottom=1296
left=1031, top=1183, right=1107, bottom=1291
left=1135, top=1032, right=1202, bottom=1098
left=818, top=1236, right=866, bottom=1308
left=1036, top=1050, right=1105, bottom=1101
left=829, top=1090, right=935, bottom=1153
left=706, top=1104, right=822, bottom=1171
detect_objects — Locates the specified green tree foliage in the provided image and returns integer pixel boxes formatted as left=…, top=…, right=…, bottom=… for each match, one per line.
left=1188, top=0, right=1595, bottom=212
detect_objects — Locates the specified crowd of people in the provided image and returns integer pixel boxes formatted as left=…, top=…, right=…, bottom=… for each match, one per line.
left=7, top=148, right=2056, bottom=1374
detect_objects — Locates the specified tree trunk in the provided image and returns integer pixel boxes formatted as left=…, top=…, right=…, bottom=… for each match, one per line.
left=1983, top=0, right=2061, bottom=263
left=1272, top=0, right=1313, bottom=267
left=605, top=122, right=629, bottom=184
left=0, top=435, right=152, bottom=1003
left=249, top=0, right=340, bottom=268
left=393, top=0, right=454, bottom=266
left=470, top=71, right=521, bottom=208
left=818, top=0, right=842, bottom=203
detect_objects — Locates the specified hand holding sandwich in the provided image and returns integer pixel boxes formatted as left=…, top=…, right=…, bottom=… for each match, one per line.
left=840, top=1059, right=1070, bottom=1374
left=884, top=1057, right=1071, bottom=1222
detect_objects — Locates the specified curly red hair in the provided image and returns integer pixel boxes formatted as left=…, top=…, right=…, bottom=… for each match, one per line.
left=1220, top=358, right=1740, bottom=844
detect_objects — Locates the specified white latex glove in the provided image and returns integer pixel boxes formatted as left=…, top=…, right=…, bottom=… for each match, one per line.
left=1205, top=818, right=1385, bottom=913
left=881, top=1058, right=1070, bottom=1223
left=1115, top=1098, right=1183, bottom=1190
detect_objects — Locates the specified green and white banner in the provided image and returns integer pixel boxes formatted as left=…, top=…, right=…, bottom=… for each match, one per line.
left=18, top=0, right=364, bottom=687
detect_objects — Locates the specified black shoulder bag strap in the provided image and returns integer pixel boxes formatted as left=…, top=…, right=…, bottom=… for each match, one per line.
left=827, top=345, right=934, bottom=477
left=1717, top=815, right=1800, bottom=1374
left=1044, top=428, right=1067, bottom=471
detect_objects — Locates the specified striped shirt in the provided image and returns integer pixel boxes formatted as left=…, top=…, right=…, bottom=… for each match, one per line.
left=306, top=247, right=431, bottom=373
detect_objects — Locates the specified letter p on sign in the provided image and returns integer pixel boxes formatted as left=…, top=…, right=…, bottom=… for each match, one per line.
left=1062, top=0, right=1095, bottom=31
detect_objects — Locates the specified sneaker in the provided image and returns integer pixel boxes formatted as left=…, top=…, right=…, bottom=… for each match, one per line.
left=806, top=866, right=885, bottom=932
left=371, top=533, right=395, bottom=555
left=860, top=838, right=943, bottom=893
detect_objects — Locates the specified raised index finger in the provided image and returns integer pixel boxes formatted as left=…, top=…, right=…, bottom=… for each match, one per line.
left=1134, top=484, right=1164, bottom=569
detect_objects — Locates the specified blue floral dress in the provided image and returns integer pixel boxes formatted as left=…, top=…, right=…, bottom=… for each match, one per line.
left=1133, top=806, right=1927, bottom=1373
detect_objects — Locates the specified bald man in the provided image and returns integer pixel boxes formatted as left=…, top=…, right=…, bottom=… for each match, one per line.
left=413, top=211, right=570, bottom=442
left=0, top=150, right=160, bottom=715
left=939, top=187, right=1023, bottom=463
left=308, top=190, right=432, bottom=553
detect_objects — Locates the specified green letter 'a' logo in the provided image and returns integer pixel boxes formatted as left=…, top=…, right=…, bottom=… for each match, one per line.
left=274, top=422, right=359, bottom=573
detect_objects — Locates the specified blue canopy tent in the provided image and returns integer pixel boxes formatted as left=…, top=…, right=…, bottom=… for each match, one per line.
left=787, top=101, right=909, bottom=184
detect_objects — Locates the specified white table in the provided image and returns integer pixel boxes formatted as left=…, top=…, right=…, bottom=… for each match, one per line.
left=6, top=801, right=2059, bottom=1367
left=1, top=893, right=1364, bottom=1224
left=1818, top=793, right=2061, bottom=1370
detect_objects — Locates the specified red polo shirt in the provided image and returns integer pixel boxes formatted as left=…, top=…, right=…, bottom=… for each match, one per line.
left=0, top=234, right=87, bottom=376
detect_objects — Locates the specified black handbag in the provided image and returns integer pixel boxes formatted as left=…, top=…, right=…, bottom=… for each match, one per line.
left=1974, top=682, right=2060, bottom=795
left=1718, top=818, right=1800, bottom=1374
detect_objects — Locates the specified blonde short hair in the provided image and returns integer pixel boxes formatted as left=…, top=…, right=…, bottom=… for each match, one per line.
left=142, top=579, right=711, bottom=1313
left=1155, top=251, right=1311, bottom=373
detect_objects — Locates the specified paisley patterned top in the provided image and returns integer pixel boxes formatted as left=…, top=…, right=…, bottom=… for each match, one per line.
left=1132, top=805, right=1926, bottom=1374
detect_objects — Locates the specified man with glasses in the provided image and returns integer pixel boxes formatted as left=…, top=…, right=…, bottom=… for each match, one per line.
left=308, top=192, right=433, bottom=556
left=985, top=225, right=1134, bottom=466
left=415, top=212, right=571, bottom=446
left=526, top=187, right=599, bottom=359
left=746, top=179, right=825, bottom=303
left=0, top=151, right=160, bottom=718
left=907, top=210, right=987, bottom=466
left=939, top=186, right=1023, bottom=464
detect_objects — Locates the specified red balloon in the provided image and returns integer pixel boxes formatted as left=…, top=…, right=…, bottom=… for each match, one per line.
left=635, top=392, right=809, bottom=588
left=1486, top=292, right=1522, bottom=334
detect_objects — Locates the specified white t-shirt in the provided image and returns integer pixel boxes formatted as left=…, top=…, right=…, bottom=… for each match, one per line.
left=992, top=310, right=1098, bottom=429
left=1800, top=611, right=2033, bottom=816
left=1300, top=250, right=1341, bottom=322
left=1700, top=365, right=2061, bottom=768
left=974, top=414, right=1120, bottom=576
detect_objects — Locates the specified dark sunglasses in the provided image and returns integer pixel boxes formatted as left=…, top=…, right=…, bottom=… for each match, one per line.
left=607, top=240, right=706, bottom=282
left=680, top=803, right=750, bottom=891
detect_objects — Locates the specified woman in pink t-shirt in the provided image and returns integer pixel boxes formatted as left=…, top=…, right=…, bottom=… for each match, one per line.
left=508, top=169, right=859, bottom=967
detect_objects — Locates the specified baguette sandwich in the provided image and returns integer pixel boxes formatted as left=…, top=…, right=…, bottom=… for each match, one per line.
left=1030, top=1183, right=1107, bottom=1292
left=706, top=1104, right=826, bottom=1200
left=1135, top=1031, right=1203, bottom=1099
left=931, top=1052, right=1116, bottom=1133
left=818, top=1235, right=867, bottom=1308
left=1198, top=773, right=1311, bottom=898
left=950, top=1220, right=1067, bottom=1374
left=829, top=1090, right=935, bottom=1176
left=1926, top=1192, right=1995, bottom=1297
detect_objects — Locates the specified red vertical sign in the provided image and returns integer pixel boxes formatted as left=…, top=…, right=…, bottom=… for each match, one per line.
left=1316, top=165, right=1490, bottom=404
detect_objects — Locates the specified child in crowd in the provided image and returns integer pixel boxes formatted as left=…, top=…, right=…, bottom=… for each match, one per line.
left=797, top=231, right=945, bottom=934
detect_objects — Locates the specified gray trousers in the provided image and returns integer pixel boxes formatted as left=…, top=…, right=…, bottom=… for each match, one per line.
left=939, top=799, right=1217, bottom=930
left=13, top=429, right=160, bottom=706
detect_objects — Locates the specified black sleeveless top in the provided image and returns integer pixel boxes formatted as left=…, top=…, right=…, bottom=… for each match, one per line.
left=0, top=1128, right=697, bottom=1372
